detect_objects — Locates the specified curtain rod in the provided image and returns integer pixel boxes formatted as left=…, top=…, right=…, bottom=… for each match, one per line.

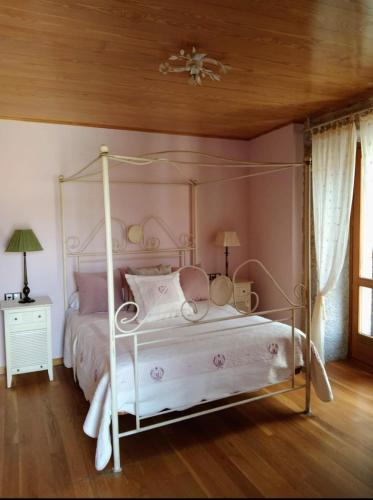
left=305, top=105, right=373, bottom=133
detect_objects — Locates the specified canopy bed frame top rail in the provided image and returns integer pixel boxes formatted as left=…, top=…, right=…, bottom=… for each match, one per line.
left=59, top=145, right=311, bottom=474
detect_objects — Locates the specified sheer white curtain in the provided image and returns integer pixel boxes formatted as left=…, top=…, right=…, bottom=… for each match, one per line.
left=311, top=122, right=357, bottom=362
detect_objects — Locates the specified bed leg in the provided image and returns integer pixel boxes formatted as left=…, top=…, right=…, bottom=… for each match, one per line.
left=304, top=406, right=312, bottom=416
left=304, top=376, right=312, bottom=416
left=112, top=448, right=122, bottom=473
left=112, top=422, right=122, bottom=473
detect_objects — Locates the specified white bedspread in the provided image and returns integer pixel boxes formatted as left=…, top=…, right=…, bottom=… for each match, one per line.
left=63, top=303, right=333, bottom=471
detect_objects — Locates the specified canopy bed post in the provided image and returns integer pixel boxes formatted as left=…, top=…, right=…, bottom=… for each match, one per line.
left=191, top=181, right=198, bottom=265
left=134, top=334, right=140, bottom=431
left=100, top=144, right=122, bottom=472
left=59, top=175, right=68, bottom=310
left=304, top=157, right=312, bottom=415
left=291, top=308, right=296, bottom=388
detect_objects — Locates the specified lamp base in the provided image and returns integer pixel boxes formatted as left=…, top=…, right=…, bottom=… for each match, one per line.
left=225, top=246, right=229, bottom=277
left=19, top=297, right=35, bottom=304
left=20, top=283, right=34, bottom=303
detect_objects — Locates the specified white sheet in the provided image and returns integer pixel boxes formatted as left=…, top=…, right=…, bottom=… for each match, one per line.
left=63, top=303, right=333, bottom=471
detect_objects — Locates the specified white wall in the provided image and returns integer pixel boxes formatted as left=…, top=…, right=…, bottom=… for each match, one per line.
left=0, top=119, right=304, bottom=367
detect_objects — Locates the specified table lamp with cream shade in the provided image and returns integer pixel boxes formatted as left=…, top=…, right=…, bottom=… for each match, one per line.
left=5, top=229, right=43, bottom=303
left=214, top=230, right=240, bottom=277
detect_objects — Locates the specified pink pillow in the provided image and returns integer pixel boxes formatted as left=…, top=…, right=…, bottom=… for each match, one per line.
left=74, top=269, right=123, bottom=314
left=172, top=266, right=209, bottom=302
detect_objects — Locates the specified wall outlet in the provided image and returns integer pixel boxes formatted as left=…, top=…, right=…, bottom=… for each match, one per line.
left=4, top=292, right=23, bottom=301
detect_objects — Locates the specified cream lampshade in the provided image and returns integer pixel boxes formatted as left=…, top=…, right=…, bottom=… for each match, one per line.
left=214, top=230, right=240, bottom=277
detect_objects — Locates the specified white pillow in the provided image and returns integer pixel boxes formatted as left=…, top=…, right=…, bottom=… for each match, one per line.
left=68, top=291, right=80, bottom=310
left=125, top=271, right=193, bottom=322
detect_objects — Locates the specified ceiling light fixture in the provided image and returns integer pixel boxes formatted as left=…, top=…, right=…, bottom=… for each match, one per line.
left=159, top=46, right=231, bottom=86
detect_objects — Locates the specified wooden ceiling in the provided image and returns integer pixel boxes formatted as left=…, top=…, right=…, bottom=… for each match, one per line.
left=1, top=0, right=373, bottom=139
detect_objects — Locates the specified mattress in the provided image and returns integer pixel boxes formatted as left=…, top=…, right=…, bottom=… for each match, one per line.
left=63, top=302, right=333, bottom=471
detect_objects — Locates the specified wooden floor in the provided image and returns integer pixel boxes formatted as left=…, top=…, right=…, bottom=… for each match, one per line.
left=0, top=360, right=372, bottom=498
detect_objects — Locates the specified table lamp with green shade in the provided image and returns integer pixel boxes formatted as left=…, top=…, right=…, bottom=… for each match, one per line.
left=5, top=229, right=43, bottom=303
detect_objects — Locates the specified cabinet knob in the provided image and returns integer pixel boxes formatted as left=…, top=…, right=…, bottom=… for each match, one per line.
left=38, top=315, right=42, bottom=318
left=14, top=317, right=18, bottom=321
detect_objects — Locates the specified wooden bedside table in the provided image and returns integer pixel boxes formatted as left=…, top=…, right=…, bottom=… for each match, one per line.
left=0, top=296, right=53, bottom=388
left=230, top=280, right=254, bottom=312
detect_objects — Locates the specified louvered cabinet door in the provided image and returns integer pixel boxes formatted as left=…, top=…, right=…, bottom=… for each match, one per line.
left=1, top=296, right=53, bottom=388
left=229, top=280, right=254, bottom=312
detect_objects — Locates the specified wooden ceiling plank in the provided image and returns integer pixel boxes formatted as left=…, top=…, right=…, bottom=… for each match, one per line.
left=0, top=0, right=372, bottom=139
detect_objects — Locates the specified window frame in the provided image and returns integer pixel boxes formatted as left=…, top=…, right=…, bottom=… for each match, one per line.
left=349, top=144, right=373, bottom=365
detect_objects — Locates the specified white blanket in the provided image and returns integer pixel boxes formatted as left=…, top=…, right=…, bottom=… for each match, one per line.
left=63, top=303, right=333, bottom=471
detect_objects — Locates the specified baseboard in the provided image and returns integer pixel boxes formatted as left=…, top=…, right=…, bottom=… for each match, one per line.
left=53, top=357, right=63, bottom=366
left=0, top=357, right=64, bottom=375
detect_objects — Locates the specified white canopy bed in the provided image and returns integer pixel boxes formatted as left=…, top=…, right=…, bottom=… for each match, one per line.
left=59, top=146, right=333, bottom=472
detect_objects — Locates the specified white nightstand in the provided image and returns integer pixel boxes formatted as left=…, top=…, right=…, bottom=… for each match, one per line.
left=0, top=296, right=53, bottom=388
left=230, top=280, right=254, bottom=312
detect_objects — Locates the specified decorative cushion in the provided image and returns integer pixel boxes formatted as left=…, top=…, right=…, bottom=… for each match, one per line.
left=172, top=265, right=210, bottom=302
left=120, top=264, right=172, bottom=302
left=125, top=271, right=193, bottom=322
left=127, top=264, right=172, bottom=276
left=119, top=266, right=131, bottom=302
left=74, top=269, right=123, bottom=314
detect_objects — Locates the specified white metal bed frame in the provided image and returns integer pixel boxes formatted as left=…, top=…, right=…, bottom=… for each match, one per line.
left=59, top=146, right=311, bottom=473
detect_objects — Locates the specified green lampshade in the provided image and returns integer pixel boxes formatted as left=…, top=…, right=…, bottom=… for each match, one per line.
left=5, top=229, right=43, bottom=252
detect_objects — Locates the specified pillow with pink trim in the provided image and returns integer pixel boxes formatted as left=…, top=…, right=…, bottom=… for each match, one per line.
left=74, top=269, right=123, bottom=314
left=125, top=271, right=193, bottom=322
left=172, top=265, right=210, bottom=302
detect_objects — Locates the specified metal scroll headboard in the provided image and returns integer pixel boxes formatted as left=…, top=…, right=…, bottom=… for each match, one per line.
left=63, top=215, right=194, bottom=306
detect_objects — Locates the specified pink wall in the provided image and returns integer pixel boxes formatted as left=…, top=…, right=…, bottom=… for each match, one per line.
left=0, top=120, right=303, bottom=367
left=241, top=124, right=304, bottom=319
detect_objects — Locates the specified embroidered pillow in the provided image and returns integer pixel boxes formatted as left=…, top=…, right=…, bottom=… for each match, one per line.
left=74, top=269, right=123, bottom=314
left=172, top=265, right=210, bottom=302
left=120, top=264, right=172, bottom=302
left=125, top=271, right=193, bottom=322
